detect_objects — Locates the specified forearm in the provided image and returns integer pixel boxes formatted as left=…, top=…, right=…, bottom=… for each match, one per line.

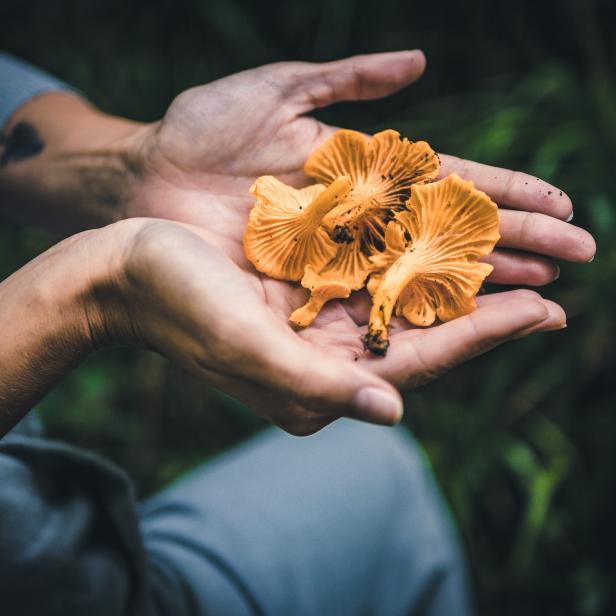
left=0, top=91, right=152, bottom=233
left=0, top=227, right=125, bottom=436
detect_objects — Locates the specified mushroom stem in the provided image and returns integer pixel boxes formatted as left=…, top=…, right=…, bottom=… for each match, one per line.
left=365, top=247, right=424, bottom=355
left=302, top=176, right=352, bottom=225
left=289, top=295, right=330, bottom=328
left=321, top=194, right=380, bottom=241
left=289, top=267, right=354, bottom=328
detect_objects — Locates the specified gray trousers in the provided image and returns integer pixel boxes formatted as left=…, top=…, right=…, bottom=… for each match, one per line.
left=0, top=415, right=473, bottom=615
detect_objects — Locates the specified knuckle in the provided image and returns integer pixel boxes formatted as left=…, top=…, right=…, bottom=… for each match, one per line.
left=257, top=62, right=303, bottom=98
left=501, top=169, right=519, bottom=203
left=348, top=61, right=364, bottom=99
left=514, top=298, right=549, bottom=323
left=529, top=262, right=558, bottom=285
left=518, top=211, right=539, bottom=244
left=509, top=288, right=543, bottom=301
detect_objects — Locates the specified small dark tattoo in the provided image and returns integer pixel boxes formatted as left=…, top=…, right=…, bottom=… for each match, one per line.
left=0, top=122, right=45, bottom=167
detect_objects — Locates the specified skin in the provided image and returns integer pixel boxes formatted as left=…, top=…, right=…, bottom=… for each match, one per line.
left=0, top=50, right=597, bottom=437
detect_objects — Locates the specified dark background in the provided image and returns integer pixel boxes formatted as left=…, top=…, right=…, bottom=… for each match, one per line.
left=1, top=0, right=615, bottom=613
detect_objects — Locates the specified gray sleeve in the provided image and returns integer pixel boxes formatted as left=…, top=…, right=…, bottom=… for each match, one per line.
left=0, top=52, right=73, bottom=130
left=0, top=429, right=148, bottom=615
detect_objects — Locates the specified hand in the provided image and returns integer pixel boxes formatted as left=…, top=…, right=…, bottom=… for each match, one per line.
left=0, top=215, right=574, bottom=438
left=119, top=51, right=594, bottom=409
left=131, top=50, right=595, bottom=283
left=90, top=220, right=570, bottom=435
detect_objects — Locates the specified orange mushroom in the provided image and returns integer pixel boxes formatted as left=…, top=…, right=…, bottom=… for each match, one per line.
left=364, top=174, right=500, bottom=355
left=305, top=129, right=440, bottom=253
left=286, top=129, right=440, bottom=326
left=288, top=265, right=355, bottom=327
left=288, top=233, right=377, bottom=327
left=243, top=175, right=352, bottom=281
left=243, top=132, right=499, bottom=352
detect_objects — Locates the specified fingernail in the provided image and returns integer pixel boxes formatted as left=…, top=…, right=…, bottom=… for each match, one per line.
left=542, top=322, right=567, bottom=332
left=566, top=210, right=574, bottom=222
left=588, top=255, right=595, bottom=263
left=353, top=388, right=403, bottom=425
left=553, top=265, right=560, bottom=281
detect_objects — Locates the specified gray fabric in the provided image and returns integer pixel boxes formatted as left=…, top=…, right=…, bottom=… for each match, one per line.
left=0, top=52, right=72, bottom=130
left=0, top=418, right=147, bottom=616
left=0, top=416, right=473, bottom=615
left=140, top=419, right=474, bottom=616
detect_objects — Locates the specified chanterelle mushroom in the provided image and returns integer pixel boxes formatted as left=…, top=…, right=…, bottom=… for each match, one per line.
left=364, top=174, right=500, bottom=356
left=289, top=129, right=441, bottom=324
left=305, top=129, right=440, bottom=252
left=243, top=175, right=352, bottom=280
left=243, top=132, right=500, bottom=355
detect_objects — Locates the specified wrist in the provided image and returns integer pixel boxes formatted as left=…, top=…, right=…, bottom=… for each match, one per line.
left=74, top=218, right=155, bottom=350
left=0, top=219, right=146, bottom=433
left=0, top=92, right=156, bottom=232
left=5, top=219, right=153, bottom=353
left=0, top=229, right=100, bottom=431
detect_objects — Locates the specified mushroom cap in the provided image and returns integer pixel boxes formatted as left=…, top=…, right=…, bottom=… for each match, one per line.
left=367, top=173, right=499, bottom=345
left=304, top=129, right=440, bottom=249
left=320, top=235, right=375, bottom=290
left=305, top=128, right=439, bottom=193
left=243, top=175, right=351, bottom=281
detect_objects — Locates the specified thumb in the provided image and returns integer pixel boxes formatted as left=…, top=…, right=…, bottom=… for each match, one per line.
left=289, top=50, right=426, bottom=112
left=239, top=327, right=404, bottom=428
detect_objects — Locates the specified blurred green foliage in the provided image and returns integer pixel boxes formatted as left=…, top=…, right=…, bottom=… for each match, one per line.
left=1, top=0, right=616, bottom=613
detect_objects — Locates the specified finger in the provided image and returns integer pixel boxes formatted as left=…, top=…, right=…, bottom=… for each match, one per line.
left=343, top=254, right=556, bottom=330
left=475, top=292, right=566, bottom=332
left=344, top=253, right=557, bottom=330
left=390, top=290, right=561, bottom=332
left=498, top=210, right=596, bottom=262
left=439, top=155, right=573, bottom=220
left=288, top=50, right=426, bottom=112
left=475, top=288, right=545, bottom=306
left=363, top=298, right=550, bottom=389
left=221, top=315, right=404, bottom=428
left=343, top=251, right=559, bottom=334
left=482, top=249, right=559, bottom=285
left=512, top=298, right=566, bottom=337
left=347, top=285, right=563, bottom=339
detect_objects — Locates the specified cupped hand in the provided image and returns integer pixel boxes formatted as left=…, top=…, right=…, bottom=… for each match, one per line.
left=100, top=219, right=566, bottom=435
left=115, top=52, right=596, bottom=428
left=131, top=50, right=595, bottom=278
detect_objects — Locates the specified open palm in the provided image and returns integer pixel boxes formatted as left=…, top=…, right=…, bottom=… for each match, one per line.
left=125, top=52, right=595, bottom=432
